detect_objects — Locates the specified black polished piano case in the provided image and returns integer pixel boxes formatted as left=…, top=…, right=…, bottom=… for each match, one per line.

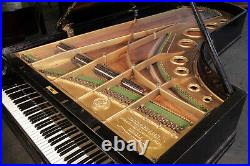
left=2, top=3, right=247, bottom=163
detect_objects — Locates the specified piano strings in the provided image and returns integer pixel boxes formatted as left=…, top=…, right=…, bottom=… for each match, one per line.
left=21, top=54, right=39, bottom=63
left=137, top=101, right=192, bottom=133
left=103, top=85, right=142, bottom=105
left=39, top=68, right=67, bottom=77
left=53, top=42, right=200, bottom=134
left=155, top=62, right=172, bottom=82
left=170, top=86, right=208, bottom=112
left=67, top=76, right=105, bottom=89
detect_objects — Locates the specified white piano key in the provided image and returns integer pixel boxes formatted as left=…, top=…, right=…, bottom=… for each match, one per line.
left=3, top=88, right=113, bottom=164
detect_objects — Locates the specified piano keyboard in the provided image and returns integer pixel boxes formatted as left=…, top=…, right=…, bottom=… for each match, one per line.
left=2, top=80, right=114, bottom=164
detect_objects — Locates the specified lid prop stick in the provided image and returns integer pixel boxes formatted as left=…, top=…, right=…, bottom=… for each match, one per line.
left=190, top=2, right=234, bottom=94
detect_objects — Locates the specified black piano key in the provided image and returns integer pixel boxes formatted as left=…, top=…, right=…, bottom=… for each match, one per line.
left=66, top=144, right=96, bottom=163
left=36, top=119, right=53, bottom=129
left=39, top=103, right=53, bottom=109
left=64, top=127, right=79, bottom=136
left=29, top=107, right=58, bottom=121
left=13, top=93, right=39, bottom=104
left=28, top=111, right=46, bottom=120
left=18, top=100, right=36, bottom=110
left=49, top=133, right=65, bottom=143
left=95, top=155, right=110, bottom=164
left=66, top=145, right=96, bottom=163
left=78, top=148, right=102, bottom=164
left=48, top=127, right=79, bottom=145
left=44, top=123, right=72, bottom=139
left=50, top=129, right=79, bottom=146
left=31, top=112, right=53, bottom=124
left=4, top=86, right=18, bottom=94
left=54, top=119, right=71, bottom=128
left=30, top=111, right=55, bottom=124
left=49, top=127, right=77, bottom=144
left=59, top=139, right=88, bottom=156
left=86, top=152, right=106, bottom=164
left=32, top=96, right=47, bottom=104
left=31, top=112, right=55, bottom=124
left=50, top=130, right=79, bottom=146
left=54, top=133, right=85, bottom=151
left=29, top=111, right=50, bottom=123
left=8, top=90, right=25, bottom=100
left=4, top=83, right=28, bottom=94
left=79, top=141, right=95, bottom=151
left=5, top=85, right=35, bottom=95
left=23, top=103, right=51, bottom=115
left=55, top=139, right=74, bottom=151
left=44, top=122, right=72, bottom=138
left=59, top=144, right=78, bottom=157
left=23, top=106, right=41, bottom=116
left=49, top=114, right=64, bottom=121
left=35, top=114, right=64, bottom=129
left=36, top=119, right=57, bottom=130
left=64, top=141, right=94, bottom=162
left=22, top=87, right=36, bottom=94
left=78, top=149, right=102, bottom=164
left=43, top=127, right=63, bottom=139
left=58, top=136, right=87, bottom=154
left=31, top=109, right=58, bottom=124
left=34, top=116, right=54, bottom=127
left=8, top=87, right=36, bottom=100
left=41, top=124, right=58, bottom=135
left=64, top=149, right=83, bottom=162
left=18, top=96, right=44, bottom=110
left=35, top=113, right=63, bottom=129
left=95, top=155, right=109, bottom=164
left=41, top=119, right=68, bottom=135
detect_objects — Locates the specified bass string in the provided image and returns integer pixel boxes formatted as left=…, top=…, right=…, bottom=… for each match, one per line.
left=137, top=105, right=182, bottom=133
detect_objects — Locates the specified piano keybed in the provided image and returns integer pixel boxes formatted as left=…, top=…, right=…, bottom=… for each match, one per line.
left=2, top=80, right=114, bottom=164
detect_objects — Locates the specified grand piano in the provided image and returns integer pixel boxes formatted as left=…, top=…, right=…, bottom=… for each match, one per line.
left=2, top=3, right=247, bottom=164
